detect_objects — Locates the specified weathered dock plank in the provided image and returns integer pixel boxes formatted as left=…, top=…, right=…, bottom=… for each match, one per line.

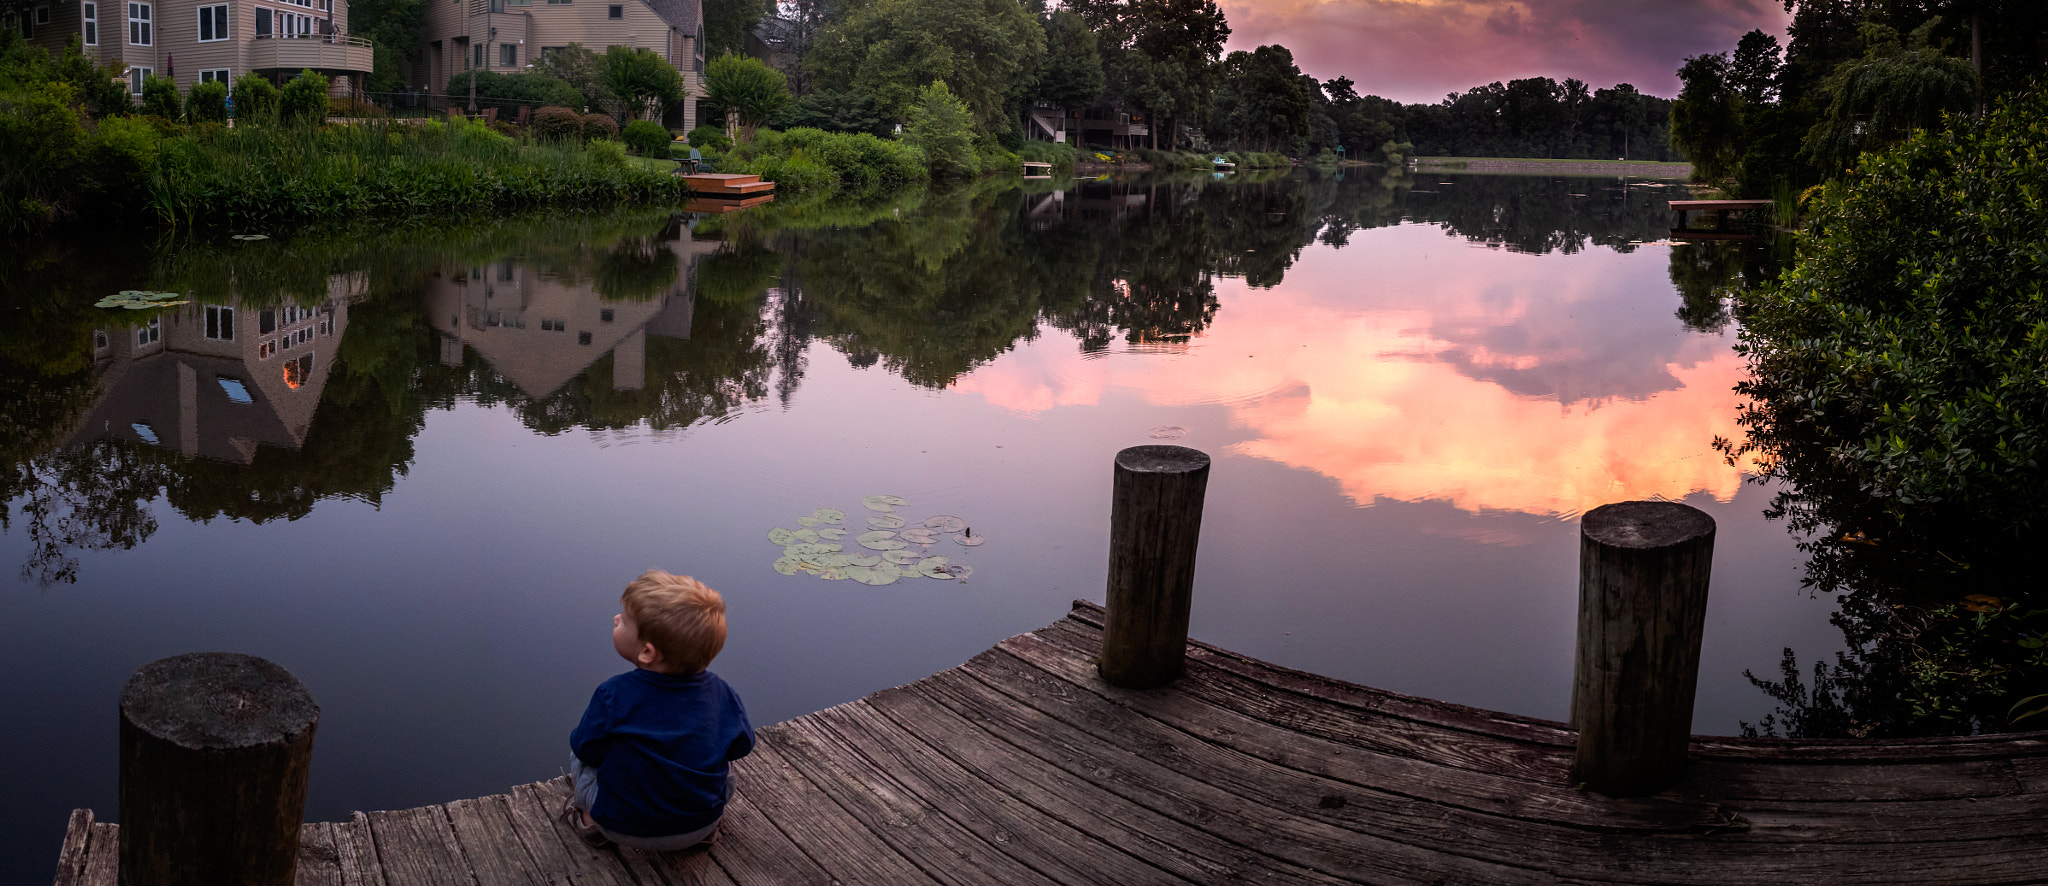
left=56, top=602, right=2048, bottom=885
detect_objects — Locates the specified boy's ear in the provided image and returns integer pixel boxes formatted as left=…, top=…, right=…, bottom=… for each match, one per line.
left=637, top=641, right=664, bottom=669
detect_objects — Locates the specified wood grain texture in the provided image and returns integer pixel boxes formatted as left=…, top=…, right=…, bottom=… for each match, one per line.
left=1100, top=445, right=1211, bottom=688
left=54, top=607, right=2048, bottom=886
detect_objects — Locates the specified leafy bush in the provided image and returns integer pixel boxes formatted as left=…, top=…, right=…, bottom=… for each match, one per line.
left=327, top=95, right=386, bottom=119
left=1308, top=148, right=1338, bottom=166
left=905, top=80, right=976, bottom=181
left=581, top=112, right=619, bottom=141
left=232, top=73, right=280, bottom=121
left=533, top=106, right=582, bottom=141
left=84, top=114, right=159, bottom=199
left=1734, top=90, right=2048, bottom=534
left=702, top=52, right=789, bottom=139
left=278, top=70, right=329, bottom=125
left=446, top=70, right=585, bottom=115
left=622, top=119, right=670, bottom=156
left=687, top=125, right=732, bottom=153
left=0, top=81, right=89, bottom=230
left=585, top=138, right=627, bottom=168
left=187, top=80, right=229, bottom=123
left=1017, top=141, right=1078, bottom=170
left=140, top=74, right=181, bottom=120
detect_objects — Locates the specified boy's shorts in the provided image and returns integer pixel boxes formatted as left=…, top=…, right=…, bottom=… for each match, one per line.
left=569, top=756, right=721, bottom=850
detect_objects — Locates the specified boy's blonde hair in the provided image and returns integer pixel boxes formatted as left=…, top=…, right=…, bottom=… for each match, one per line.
left=622, top=570, right=727, bottom=674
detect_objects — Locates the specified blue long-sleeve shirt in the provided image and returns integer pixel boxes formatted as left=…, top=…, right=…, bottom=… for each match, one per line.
left=570, top=668, right=755, bottom=837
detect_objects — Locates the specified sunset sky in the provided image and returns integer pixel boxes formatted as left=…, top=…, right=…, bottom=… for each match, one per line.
left=1214, top=0, right=1793, bottom=105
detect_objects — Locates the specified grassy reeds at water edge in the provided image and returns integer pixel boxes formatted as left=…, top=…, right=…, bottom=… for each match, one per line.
left=143, top=118, right=687, bottom=227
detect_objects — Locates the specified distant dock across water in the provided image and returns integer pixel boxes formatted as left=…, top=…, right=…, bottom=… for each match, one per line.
left=1411, top=157, right=1694, bottom=178
left=55, top=599, right=2048, bottom=886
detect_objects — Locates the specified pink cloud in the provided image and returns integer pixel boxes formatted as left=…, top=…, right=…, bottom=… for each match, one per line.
left=1215, top=0, right=1791, bottom=104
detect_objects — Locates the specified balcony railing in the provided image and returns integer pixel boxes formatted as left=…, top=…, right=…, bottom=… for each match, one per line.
left=249, top=33, right=374, bottom=74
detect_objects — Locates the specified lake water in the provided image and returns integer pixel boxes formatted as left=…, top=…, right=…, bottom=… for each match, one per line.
left=0, top=169, right=1839, bottom=881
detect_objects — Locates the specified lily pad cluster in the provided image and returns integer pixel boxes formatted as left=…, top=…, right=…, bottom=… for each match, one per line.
left=767, top=495, right=985, bottom=585
left=94, top=290, right=190, bottom=310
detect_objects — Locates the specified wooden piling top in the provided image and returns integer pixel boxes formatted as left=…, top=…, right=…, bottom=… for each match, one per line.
left=55, top=602, right=2048, bottom=885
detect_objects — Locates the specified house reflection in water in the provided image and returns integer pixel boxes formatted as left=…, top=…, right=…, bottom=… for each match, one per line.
left=73, top=276, right=362, bottom=464
left=425, top=220, right=722, bottom=398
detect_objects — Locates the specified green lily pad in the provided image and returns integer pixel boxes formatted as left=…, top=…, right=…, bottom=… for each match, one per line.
left=772, top=557, right=803, bottom=575
left=868, top=514, right=906, bottom=530
left=767, top=527, right=796, bottom=545
left=898, top=529, right=939, bottom=545
left=814, top=507, right=846, bottom=524
left=881, top=550, right=920, bottom=565
left=924, top=515, right=966, bottom=533
left=231, top=233, right=269, bottom=240
left=797, top=515, right=819, bottom=527
left=846, top=565, right=900, bottom=586
left=857, top=530, right=908, bottom=551
left=95, top=290, right=190, bottom=310
left=847, top=554, right=882, bottom=568
left=917, top=557, right=954, bottom=579
left=819, top=528, right=848, bottom=540
left=955, top=531, right=986, bottom=547
left=944, top=564, right=974, bottom=580
left=818, top=568, right=847, bottom=580
left=862, top=494, right=909, bottom=512
left=792, top=528, right=820, bottom=544
left=809, top=552, right=853, bottom=568
left=784, top=542, right=842, bottom=557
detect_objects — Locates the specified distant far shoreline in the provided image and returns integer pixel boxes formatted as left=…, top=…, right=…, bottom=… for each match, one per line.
left=1412, top=157, right=1693, bottom=177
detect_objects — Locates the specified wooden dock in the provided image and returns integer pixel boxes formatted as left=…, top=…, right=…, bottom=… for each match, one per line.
left=1669, top=199, right=1771, bottom=238
left=677, top=173, right=775, bottom=198
left=53, top=601, right=2048, bottom=885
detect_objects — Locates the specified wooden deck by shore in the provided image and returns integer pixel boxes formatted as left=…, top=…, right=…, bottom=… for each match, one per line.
left=54, top=600, right=2048, bottom=885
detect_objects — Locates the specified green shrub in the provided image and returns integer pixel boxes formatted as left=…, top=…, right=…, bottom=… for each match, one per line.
left=622, top=119, right=669, bottom=156
left=533, top=106, right=582, bottom=141
left=140, top=74, right=181, bottom=120
left=582, top=112, right=619, bottom=141
left=1735, top=89, right=2048, bottom=535
left=445, top=70, right=585, bottom=114
left=232, top=73, right=280, bottom=120
left=585, top=138, right=627, bottom=168
left=687, top=125, right=732, bottom=153
left=187, top=80, right=229, bottom=123
left=84, top=114, right=159, bottom=198
left=0, top=81, right=89, bottom=231
left=1017, top=141, right=1078, bottom=170
left=905, top=80, right=975, bottom=180
left=278, top=70, right=328, bottom=125
left=1308, top=148, right=1338, bottom=167
left=327, top=95, right=386, bottom=119
left=976, top=140, right=1017, bottom=176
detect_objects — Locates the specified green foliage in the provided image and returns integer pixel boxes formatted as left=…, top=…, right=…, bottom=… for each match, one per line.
left=532, top=44, right=610, bottom=110
left=1735, top=88, right=2048, bottom=542
left=533, top=106, right=583, bottom=141
left=351, top=0, right=427, bottom=93
left=805, top=0, right=1045, bottom=128
left=187, top=80, right=229, bottom=124
left=1801, top=20, right=1976, bottom=175
left=279, top=70, right=329, bottom=125
left=776, top=89, right=891, bottom=138
left=585, top=137, right=627, bottom=168
left=600, top=46, right=683, bottom=122
left=1378, top=139, right=1410, bottom=165
left=1016, top=140, right=1078, bottom=170
left=622, top=120, right=670, bottom=156
left=1307, top=148, right=1338, bottom=167
left=1671, top=51, right=1740, bottom=181
left=581, top=112, right=620, bottom=141
left=904, top=80, right=977, bottom=180
left=140, top=74, right=181, bottom=120
left=721, top=126, right=928, bottom=193
left=687, top=125, right=733, bottom=153
left=1207, top=44, right=1316, bottom=154
left=446, top=70, right=586, bottom=115
left=703, top=52, right=790, bottom=140
left=1034, top=10, right=1104, bottom=112
left=0, top=81, right=88, bottom=231
left=233, top=73, right=280, bottom=120
left=701, top=0, right=772, bottom=57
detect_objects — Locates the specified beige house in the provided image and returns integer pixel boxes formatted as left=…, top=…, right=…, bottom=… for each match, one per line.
left=10, top=0, right=371, bottom=96
left=73, top=281, right=360, bottom=464
left=418, top=0, right=704, bottom=129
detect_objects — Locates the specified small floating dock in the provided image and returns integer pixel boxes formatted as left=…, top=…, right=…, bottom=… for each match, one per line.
left=1022, top=161, right=1053, bottom=179
left=54, top=600, right=2048, bottom=885
left=1669, top=199, right=1771, bottom=238
left=678, top=173, right=776, bottom=199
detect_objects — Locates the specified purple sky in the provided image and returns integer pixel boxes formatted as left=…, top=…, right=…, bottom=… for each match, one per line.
left=1215, top=0, right=1791, bottom=104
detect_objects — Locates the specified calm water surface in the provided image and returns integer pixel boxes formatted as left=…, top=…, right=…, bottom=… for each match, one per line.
left=0, top=170, right=1833, bottom=880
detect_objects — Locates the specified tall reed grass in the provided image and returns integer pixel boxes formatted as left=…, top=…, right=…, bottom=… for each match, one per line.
left=148, top=118, right=686, bottom=227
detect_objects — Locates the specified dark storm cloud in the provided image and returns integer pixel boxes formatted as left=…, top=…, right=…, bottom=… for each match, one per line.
left=1217, top=0, right=1790, bottom=103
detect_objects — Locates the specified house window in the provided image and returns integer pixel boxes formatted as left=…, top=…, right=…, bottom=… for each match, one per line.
left=128, top=65, right=152, bottom=95
left=197, top=3, right=226, bottom=40
left=204, top=305, right=234, bottom=340
left=200, top=68, right=230, bottom=83
left=137, top=317, right=161, bottom=346
left=499, top=42, right=515, bottom=67
left=283, top=353, right=313, bottom=389
left=82, top=2, right=96, bottom=44
left=606, top=4, right=620, bottom=17
left=127, top=1, right=150, bottom=45
left=217, top=377, right=253, bottom=403
left=254, top=6, right=268, bottom=34
left=258, top=340, right=275, bottom=358
left=95, top=330, right=110, bottom=350
left=578, top=331, right=592, bottom=345
left=131, top=422, right=159, bottom=444
left=36, top=5, right=50, bottom=23
left=258, top=309, right=275, bottom=334
left=472, top=43, right=482, bottom=70
left=600, top=309, right=614, bottom=323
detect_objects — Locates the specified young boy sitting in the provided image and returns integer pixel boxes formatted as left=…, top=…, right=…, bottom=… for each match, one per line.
left=566, top=570, right=755, bottom=850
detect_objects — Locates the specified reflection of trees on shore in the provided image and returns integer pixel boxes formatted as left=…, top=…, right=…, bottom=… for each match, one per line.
left=1401, top=174, right=1678, bottom=254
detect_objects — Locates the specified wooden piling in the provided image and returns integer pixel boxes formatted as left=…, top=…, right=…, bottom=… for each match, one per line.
left=1570, top=501, right=1716, bottom=796
left=119, top=652, right=319, bottom=886
left=1099, top=445, right=1211, bottom=689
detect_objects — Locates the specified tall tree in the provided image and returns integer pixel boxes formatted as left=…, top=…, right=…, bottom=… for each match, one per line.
left=1033, top=11, right=1104, bottom=120
left=601, top=46, right=685, bottom=121
left=703, top=52, right=791, bottom=140
left=1208, top=44, right=1316, bottom=153
left=1801, top=19, right=1975, bottom=173
left=703, top=0, right=774, bottom=58
left=1127, top=0, right=1228, bottom=149
left=1671, top=52, right=1741, bottom=179
left=805, top=0, right=1044, bottom=127
left=1730, top=29, right=1784, bottom=105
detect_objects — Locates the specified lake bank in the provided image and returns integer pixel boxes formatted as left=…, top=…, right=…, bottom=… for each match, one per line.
left=1415, top=157, right=1694, bottom=177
